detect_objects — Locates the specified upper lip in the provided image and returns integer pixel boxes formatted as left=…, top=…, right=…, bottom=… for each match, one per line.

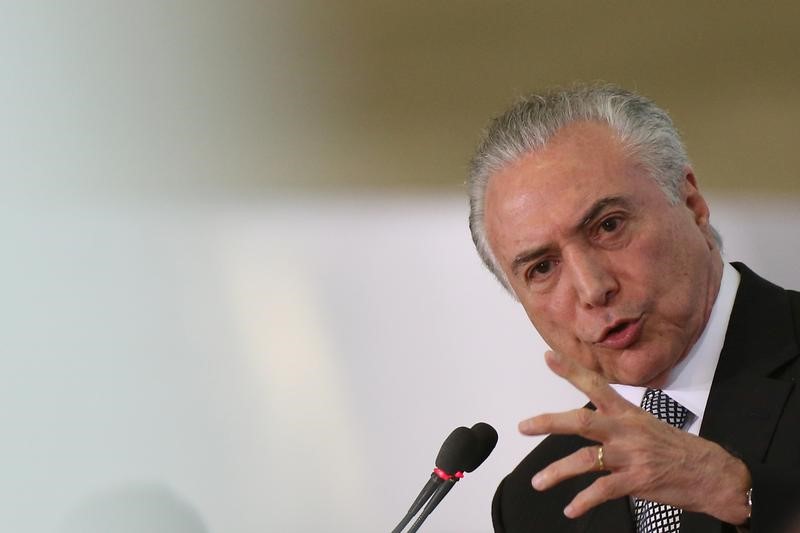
left=595, top=316, right=642, bottom=343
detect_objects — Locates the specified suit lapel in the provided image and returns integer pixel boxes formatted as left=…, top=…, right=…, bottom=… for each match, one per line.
left=681, top=263, right=798, bottom=533
left=700, top=263, right=797, bottom=462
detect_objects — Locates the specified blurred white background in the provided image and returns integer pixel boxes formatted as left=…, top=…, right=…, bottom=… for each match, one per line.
left=3, top=2, right=800, bottom=532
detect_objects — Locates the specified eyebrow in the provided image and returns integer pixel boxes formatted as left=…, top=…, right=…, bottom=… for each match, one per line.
left=579, top=196, right=630, bottom=228
left=509, top=195, right=632, bottom=277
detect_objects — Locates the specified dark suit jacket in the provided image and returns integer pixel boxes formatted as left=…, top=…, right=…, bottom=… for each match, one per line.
left=492, top=263, right=800, bottom=532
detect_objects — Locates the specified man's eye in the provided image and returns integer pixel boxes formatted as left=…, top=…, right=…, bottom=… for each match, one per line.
left=527, top=260, right=557, bottom=281
left=600, top=217, right=620, bottom=232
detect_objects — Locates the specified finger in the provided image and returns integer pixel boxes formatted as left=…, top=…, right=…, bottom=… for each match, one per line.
left=545, top=351, right=628, bottom=413
left=519, top=407, right=610, bottom=441
left=563, top=473, right=624, bottom=519
left=532, top=445, right=605, bottom=491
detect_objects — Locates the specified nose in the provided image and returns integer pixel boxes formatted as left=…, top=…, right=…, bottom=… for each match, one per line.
left=565, top=249, right=618, bottom=308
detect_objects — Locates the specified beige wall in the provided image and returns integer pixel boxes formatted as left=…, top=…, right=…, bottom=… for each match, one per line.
left=277, top=2, right=800, bottom=194
left=8, top=2, right=799, bottom=200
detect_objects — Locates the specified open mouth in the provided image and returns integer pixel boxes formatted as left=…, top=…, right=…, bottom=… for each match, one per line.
left=607, top=322, right=629, bottom=336
left=597, top=317, right=643, bottom=350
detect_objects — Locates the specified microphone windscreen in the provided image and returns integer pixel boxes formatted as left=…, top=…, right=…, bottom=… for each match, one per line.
left=435, top=426, right=480, bottom=474
left=464, top=422, right=498, bottom=472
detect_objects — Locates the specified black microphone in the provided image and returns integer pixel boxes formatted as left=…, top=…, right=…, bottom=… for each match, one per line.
left=404, top=423, right=498, bottom=533
left=391, top=426, right=483, bottom=533
left=469, top=422, right=499, bottom=471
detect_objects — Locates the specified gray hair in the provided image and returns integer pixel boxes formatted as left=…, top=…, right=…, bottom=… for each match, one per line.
left=467, top=84, right=721, bottom=293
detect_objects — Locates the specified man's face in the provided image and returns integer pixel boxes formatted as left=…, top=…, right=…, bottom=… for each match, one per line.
left=484, top=121, right=722, bottom=387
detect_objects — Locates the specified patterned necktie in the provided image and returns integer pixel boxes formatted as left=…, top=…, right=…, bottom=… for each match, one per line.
left=633, top=388, right=689, bottom=533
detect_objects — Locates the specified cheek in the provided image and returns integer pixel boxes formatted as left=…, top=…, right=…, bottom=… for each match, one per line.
left=521, top=284, right=588, bottom=349
left=526, top=308, right=584, bottom=355
left=622, top=228, right=695, bottom=300
left=523, top=295, right=570, bottom=333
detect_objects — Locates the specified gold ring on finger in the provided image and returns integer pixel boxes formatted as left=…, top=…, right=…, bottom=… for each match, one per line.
left=596, top=445, right=605, bottom=471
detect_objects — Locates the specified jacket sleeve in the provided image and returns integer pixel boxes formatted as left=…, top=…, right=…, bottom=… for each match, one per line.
left=491, top=476, right=507, bottom=533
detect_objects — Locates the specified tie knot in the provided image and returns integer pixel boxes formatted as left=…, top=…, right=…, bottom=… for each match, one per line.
left=641, top=388, right=689, bottom=430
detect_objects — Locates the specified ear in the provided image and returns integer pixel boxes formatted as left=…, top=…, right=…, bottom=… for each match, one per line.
left=681, top=168, right=715, bottom=247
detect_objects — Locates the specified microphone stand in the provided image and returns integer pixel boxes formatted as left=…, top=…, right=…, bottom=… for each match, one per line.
left=390, top=472, right=443, bottom=533
left=405, top=473, right=461, bottom=533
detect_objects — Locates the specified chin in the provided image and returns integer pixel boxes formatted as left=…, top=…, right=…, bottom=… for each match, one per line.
left=611, top=347, right=673, bottom=386
left=630, top=366, right=672, bottom=388
left=612, top=362, right=666, bottom=387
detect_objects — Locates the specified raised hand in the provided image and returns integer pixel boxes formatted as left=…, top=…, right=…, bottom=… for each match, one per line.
left=518, top=351, right=751, bottom=525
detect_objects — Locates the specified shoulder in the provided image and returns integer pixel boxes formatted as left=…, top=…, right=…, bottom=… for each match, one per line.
left=726, top=262, right=800, bottom=359
left=492, top=433, right=602, bottom=532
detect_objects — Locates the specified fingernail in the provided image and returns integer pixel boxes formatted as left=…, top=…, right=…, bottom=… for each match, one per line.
left=564, top=504, right=575, bottom=518
left=532, top=473, right=545, bottom=490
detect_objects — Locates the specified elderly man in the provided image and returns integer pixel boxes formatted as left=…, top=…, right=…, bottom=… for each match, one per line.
left=467, top=85, right=800, bottom=532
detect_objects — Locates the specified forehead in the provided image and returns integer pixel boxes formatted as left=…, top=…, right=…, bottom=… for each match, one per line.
left=489, top=121, right=635, bottom=203
left=483, top=122, right=654, bottom=253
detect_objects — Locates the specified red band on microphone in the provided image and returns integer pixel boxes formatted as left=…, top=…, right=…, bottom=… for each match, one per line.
left=433, top=468, right=453, bottom=481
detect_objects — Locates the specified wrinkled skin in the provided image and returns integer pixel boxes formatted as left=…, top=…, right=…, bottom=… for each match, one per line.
left=483, top=121, right=750, bottom=523
left=484, top=121, right=720, bottom=388
left=520, top=351, right=750, bottom=523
